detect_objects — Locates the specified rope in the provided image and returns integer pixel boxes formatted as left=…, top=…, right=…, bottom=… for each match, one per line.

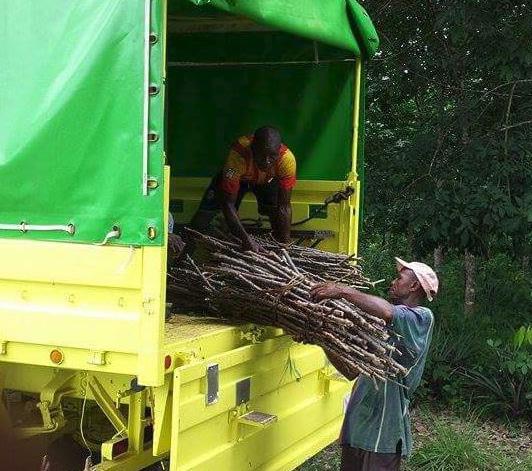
left=94, top=228, right=121, bottom=246
left=0, top=222, right=75, bottom=234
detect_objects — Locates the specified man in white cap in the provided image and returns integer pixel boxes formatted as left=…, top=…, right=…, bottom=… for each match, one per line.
left=310, top=258, right=439, bottom=471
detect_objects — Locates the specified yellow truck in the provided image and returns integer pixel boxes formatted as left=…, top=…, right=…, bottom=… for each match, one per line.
left=0, top=1, right=379, bottom=469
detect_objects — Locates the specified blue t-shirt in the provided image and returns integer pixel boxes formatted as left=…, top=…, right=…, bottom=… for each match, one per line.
left=340, top=305, right=434, bottom=457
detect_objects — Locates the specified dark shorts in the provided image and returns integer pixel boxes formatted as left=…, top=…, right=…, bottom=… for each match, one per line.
left=340, top=446, right=402, bottom=471
left=197, top=173, right=280, bottom=216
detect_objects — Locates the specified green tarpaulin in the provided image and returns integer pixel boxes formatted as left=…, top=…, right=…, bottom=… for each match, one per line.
left=185, top=0, right=379, bottom=57
left=0, top=0, right=377, bottom=245
left=0, top=0, right=165, bottom=245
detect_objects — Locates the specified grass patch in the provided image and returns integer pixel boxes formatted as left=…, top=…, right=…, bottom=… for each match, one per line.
left=297, top=405, right=532, bottom=471
left=407, top=421, right=509, bottom=470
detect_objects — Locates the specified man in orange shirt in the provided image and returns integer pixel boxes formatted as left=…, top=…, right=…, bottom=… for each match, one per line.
left=190, top=126, right=297, bottom=252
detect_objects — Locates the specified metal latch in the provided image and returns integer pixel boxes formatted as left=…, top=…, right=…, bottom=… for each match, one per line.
left=206, top=364, right=219, bottom=405
left=321, top=370, right=348, bottom=383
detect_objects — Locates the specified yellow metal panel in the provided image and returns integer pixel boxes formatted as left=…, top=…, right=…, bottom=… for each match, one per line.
left=0, top=342, right=137, bottom=376
left=0, top=169, right=170, bottom=387
left=169, top=340, right=351, bottom=471
left=171, top=178, right=357, bottom=254
left=0, top=240, right=143, bottom=289
left=153, top=374, right=172, bottom=456
left=170, top=368, right=181, bottom=467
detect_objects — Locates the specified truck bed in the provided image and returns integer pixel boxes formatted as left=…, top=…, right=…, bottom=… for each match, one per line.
left=164, top=314, right=283, bottom=362
left=164, top=314, right=238, bottom=345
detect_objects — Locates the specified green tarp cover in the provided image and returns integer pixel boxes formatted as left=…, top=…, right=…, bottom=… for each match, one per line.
left=186, top=0, right=379, bottom=57
left=0, top=0, right=165, bottom=245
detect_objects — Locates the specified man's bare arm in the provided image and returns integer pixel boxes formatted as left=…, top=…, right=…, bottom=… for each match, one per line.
left=271, top=188, right=292, bottom=243
left=220, top=192, right=261, bottom=252
left=310, top=283, right=394, bottom=323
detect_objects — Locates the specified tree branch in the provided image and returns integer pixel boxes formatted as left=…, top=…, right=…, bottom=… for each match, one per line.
left=499, top=120, right=532, bottom=132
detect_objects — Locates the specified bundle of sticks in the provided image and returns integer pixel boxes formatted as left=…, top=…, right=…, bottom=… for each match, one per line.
left=167, top=230, right=405, bottom=382
left=254, top=236, right=380, bottom=288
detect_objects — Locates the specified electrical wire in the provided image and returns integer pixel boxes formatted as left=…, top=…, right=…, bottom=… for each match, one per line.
left=79, top=378, right=93, bottom=465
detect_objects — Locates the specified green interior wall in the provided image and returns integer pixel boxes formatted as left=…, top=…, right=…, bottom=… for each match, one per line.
left=166, top=32, right=355, bottom=181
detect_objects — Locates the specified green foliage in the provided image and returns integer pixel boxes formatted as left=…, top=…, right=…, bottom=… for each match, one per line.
left=361, top=0, right=532, bottom=258
left=358, top=232, right=413, bottom=297
left=355, top=0, right=532, bottom=426
left=462, top=328, right=532, bottom=418
left=475, top=253, right=532, bottom=326
left=513, top=325, right=532, bottom=349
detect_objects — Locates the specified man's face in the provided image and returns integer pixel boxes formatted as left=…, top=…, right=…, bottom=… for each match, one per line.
left=388, top=268, right=419, bottom=304
left=252, top=143, right=280, bottom=171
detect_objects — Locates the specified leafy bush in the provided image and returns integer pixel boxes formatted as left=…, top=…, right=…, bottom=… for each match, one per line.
left=476, top=254, right=532, bottom=327
left=359, top=232, right=413, bottom=297
left=461, top=327, right=532, bottom=418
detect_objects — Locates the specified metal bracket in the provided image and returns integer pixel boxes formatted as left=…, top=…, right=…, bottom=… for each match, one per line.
left=236, top=378, right=251, bottom=406
left=0, top=341, right=7, bottom=355
left=319, top=367, right=349, bottom=395
left=15, top=370, right=76, bottom=438
left=87, top=350, right=107, bottom=366
left=205, top=364, right=219, bottom=405
left=238, top=411, right=277, bottom=428
left=88, top=376, right=128, bottom=435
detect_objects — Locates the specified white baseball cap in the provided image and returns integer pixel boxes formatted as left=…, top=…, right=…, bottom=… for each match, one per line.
left=395, top=257, right=439, bottom=301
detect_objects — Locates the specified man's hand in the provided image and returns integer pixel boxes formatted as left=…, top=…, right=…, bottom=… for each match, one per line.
left=241, top=236, right=264, bottom=253
left=310, top=282, right=347, bottom=302
left=168, top=233, right=186, bottom=259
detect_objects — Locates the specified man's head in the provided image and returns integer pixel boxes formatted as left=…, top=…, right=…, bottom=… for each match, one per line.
left=251, top=126, right=282, bottom=171
left=388, top=258, right=439, bottom=305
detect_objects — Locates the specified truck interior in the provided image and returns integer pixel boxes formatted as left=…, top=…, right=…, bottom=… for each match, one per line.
left=162, top=0, right=365, bottom=381
left=166, top=2, right=364, bottom=254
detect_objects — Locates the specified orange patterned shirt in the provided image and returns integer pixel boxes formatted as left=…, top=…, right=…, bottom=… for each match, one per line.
left=219, top=135, right=297, bottom=195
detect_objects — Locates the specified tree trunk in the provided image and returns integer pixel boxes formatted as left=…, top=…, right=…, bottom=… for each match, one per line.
left=434, top=246, right=444, bottom=272
left=523, top=255, right=530, bottom=273
left=464, top=250, right=476, bottom=315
